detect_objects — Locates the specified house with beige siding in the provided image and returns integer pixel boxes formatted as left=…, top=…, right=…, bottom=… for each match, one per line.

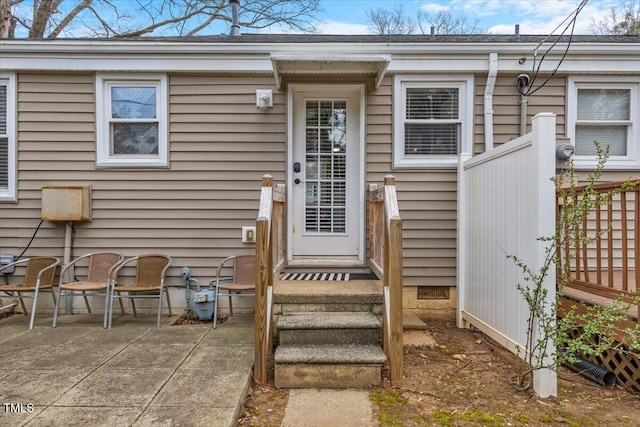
left=0, top=34, right=639, bottom=320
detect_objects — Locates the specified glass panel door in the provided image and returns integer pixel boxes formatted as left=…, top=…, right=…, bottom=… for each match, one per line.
left=289, top=86, right=362, bottom=262
left=304, top=100, right=347, bottom=234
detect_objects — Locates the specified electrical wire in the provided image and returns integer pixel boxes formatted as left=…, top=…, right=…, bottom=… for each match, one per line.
left=518, top=0, right=589, bottom=97
left=15, top=219, right=44, bottom=261
left=3, top=219, right=45, bottom=285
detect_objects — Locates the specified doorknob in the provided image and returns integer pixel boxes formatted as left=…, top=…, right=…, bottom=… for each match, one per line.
left=294, top=178, right=302, bottom=184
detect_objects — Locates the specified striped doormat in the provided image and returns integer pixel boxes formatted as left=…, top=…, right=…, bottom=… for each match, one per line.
left=280, top=272, right=350, bottom=281
left=280, top=272, right=378, bottom=281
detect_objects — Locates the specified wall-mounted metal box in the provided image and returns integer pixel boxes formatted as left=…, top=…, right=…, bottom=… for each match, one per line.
left=41, top=186, right=92, bottom=221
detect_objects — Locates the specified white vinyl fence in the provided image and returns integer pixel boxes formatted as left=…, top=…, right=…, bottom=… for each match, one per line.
left=457, top=113, right=557, bottom=397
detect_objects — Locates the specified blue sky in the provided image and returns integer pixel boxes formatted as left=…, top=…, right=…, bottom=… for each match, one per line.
left=11, top=0, right=621, bottom=37
left=313, top=0, right=618, bottom=35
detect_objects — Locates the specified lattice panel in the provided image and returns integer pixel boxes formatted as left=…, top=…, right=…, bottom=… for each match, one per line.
left=593, top=348, right=640, bottom=392
left=567, top=328, right=640, bottom=392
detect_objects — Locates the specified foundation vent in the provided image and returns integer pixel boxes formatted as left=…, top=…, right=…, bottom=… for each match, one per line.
left=417, top=286, right=449, bottom=300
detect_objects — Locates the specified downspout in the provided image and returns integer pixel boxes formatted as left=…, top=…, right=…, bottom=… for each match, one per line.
left=484, top=52, right=498, bottom=152
left=520, top=94, right=528, bottom=136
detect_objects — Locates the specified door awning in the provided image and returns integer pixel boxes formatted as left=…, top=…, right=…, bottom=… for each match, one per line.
left=270, top=54, right=391, bottom=89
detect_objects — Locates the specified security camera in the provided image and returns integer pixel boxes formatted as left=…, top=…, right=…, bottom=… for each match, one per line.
left=180, top=266, right=191, bottom=281
left=517, top=74, right=530, bottom=89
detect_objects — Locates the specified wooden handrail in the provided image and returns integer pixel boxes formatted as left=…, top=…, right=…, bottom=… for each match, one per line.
left=254, top=175, right=286, bottom=385
left=557, top=179, right=639, bottom=320
left=369, top=175, right=403, bottom=385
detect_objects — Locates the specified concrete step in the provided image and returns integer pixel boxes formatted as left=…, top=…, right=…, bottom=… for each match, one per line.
left=277, top=312, right=381, bottom=345
left=277, top=312, right=381, bottom=329
left=274, top=344, right=387, bottom=389
left=273, top=280, right=383, bottom=305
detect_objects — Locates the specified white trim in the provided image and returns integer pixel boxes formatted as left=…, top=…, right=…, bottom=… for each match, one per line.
left=0, top=73, right=16, bottom=202
left=1, top=40, right=638, bottom=74
left=2, top=39, right=638, bottom=55
left=286, top=83, right=366, bottom=265
left=567, top=76, right=640, bottom=170
left=95, top=74, right=169, bottom=168
left=270, top=54, right=390, bottom=89
left=393, top=74, right=474, bottom=169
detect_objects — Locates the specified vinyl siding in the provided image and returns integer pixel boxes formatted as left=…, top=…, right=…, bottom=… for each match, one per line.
left=1, top=73, right=284, bottom=285
left=0, top=70, right=633, bottom=294
left=366, top=77, right=457, bottom=287
left=473, top=74, right=567, bottom=154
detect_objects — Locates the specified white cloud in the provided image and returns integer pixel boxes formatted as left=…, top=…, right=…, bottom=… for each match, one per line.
left=419, top=3, right=449, bottom=14
left=481, top=0, right=618, bottom=35
left=317, top=20, right=371, bottom=35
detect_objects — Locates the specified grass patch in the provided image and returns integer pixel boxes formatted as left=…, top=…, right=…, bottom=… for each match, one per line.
left=433, top=410, right=510, bottom=427
left=370, top=388, right=408, bottom=426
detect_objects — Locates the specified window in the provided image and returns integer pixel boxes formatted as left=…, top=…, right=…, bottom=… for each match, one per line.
left=568, top=77, right=639, bottom=169
left=0, top=74, right=16, bottom=202
left=394, top=75, right=473, bottom=168
left=96, top=74, right=168, bottom=167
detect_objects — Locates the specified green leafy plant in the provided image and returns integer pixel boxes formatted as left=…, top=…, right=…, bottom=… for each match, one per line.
left=507, top=142, right=640, bottom=390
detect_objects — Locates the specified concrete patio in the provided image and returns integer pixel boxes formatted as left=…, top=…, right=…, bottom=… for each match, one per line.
left=0, top=311, right=255, bottom=427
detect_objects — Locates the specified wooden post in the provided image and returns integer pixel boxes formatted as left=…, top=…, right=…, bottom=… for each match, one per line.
left=384, top=175, right=403, bottom=385
left=388, top=217, right=403, bottom=384
left=254, top=174, right=273, bottom=385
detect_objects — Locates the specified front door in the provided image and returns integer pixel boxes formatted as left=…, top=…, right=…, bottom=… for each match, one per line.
left=289, top=85, right=364, bottom=264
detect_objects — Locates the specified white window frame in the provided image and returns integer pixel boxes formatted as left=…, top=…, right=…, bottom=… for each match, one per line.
left=393, top=75, right=474, bottom=168
left=567, top=76, right=639, bottom=170
left=96, top=74, right=168, bottom=168
left=0, top=73, right=17, bottom=202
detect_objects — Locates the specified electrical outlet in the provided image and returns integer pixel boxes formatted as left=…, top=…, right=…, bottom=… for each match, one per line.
left=242, top=226, right=256, bottom=244
left=0, top=255, right=15, bottom=274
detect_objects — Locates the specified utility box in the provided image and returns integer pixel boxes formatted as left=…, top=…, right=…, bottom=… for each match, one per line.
left=41, top=186, right=92, bottom=221
left=193, top=289, right=216, bottom=321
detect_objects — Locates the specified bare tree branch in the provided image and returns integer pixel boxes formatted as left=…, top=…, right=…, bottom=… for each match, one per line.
left=366, top=5, right=484, bottom=35
left=29, top=0, right=63, bottom=37
left=8, top=0, right=321, bottom=38
left=591, top=0, right=640, bottom=35
left=48, top=0, right=91, bottom=38
left=366, top=5, right=415, bottom=35
left=1, top=0, right=15, bottom=37
left=416, top=10, right=483, bottom=35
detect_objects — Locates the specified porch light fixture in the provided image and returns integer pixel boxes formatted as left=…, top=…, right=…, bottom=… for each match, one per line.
left=256, top=89, right=273, bottom=110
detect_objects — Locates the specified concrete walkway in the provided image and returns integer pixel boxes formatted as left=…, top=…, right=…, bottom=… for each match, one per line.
left=2, top=312, right=433, bottom=426
left=0, top=312, right=254, bottom=427
left=282, top=389, right=373, bottom=427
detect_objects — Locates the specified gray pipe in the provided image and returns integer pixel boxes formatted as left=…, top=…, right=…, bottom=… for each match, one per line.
left=520, top=95, right=528, bottom=136
left=229, top=0, right=241, bottom=36
left=564, top=357, right=616, bottom=388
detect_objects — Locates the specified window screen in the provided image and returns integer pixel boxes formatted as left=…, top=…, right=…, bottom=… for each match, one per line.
left=109, top=86, right=159, bottom=156
left=575, top=88, right=630, bottom=156
left=405, top=88, right=460, bottom=155
left=0, top=83, right=8, bottom=189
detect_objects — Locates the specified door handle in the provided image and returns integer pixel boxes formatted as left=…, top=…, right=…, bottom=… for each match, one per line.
left=293, top=162, right=301, bottom=173
left=294, top=178, right=303, bottom=184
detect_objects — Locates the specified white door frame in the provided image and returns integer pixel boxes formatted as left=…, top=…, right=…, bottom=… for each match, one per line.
left=286, top=83, right=366, bottom=265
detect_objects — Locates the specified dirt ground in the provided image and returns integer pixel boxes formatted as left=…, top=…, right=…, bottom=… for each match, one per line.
left=238, top=320, right=640, bottom=427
